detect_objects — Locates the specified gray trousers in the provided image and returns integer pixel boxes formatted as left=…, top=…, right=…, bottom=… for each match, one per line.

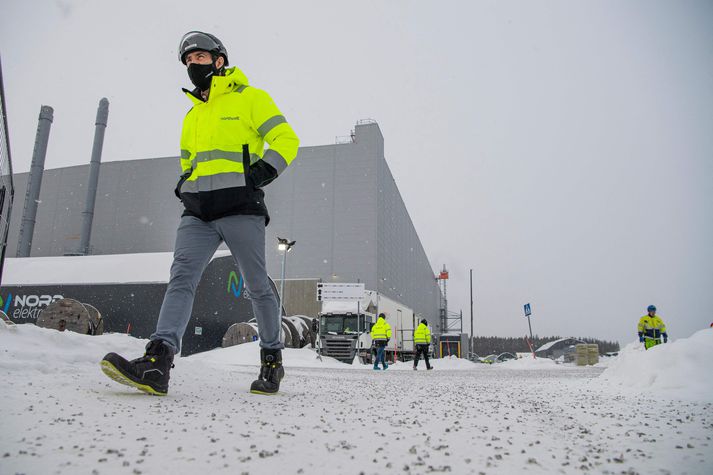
left=151, top=215, right=282, bottom=354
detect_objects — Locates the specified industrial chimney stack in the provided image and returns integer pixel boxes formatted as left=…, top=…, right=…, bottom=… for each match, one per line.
left=76, top=97, right=109, bottom=255
left=16, top=105, right=53, bottom=257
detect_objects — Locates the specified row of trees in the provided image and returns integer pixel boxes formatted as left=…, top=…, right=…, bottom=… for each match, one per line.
left=471, top=335, right=620, bottom=356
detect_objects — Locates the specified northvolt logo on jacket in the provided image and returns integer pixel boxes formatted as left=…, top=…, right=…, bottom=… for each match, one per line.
left=221, top=116, right=241, bottom=120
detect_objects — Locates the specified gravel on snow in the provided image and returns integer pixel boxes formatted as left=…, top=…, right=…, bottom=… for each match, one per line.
left=1, top=356, right=711, bottom=475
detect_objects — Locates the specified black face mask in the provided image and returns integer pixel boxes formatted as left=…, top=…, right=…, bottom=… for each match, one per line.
left=187, top=62, right=218, bottom=91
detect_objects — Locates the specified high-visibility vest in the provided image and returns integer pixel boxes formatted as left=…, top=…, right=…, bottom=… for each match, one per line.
left=637, top=315, right=667, bottom=338
left=370, top=317, right=392, bottom=340
left=178, top=66, right=299, bottom=221
left=414, top=323, right=431, bottom=344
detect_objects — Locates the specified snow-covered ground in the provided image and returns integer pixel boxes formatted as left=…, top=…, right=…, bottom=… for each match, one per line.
left=1, top=324, right=711, bottom=474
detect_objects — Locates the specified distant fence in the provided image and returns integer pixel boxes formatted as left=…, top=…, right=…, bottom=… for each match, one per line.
left=0, top=56, right=16, bottom=286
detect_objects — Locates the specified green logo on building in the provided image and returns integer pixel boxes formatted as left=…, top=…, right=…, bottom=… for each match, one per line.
left=228, top=271, right=244, bottom=298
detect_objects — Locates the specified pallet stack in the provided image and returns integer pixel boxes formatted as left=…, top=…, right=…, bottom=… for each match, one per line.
left=587, top=343, right=599, bottom=365
left=575, top=344, right=589, bottom=366
left=575, top=343, right=600, bottom=366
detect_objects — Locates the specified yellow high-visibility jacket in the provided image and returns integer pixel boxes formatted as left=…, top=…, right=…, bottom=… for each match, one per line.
left=638, top=314, right=667, bottom=339
left=177, top=66, right=299, bottom=222
left=414, top=323, right=431, bottom=344
left=370, top=317, right=392, bottom=341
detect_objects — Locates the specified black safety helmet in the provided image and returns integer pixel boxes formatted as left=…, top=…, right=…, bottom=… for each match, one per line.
left=378, top=313, right=386, bottom=320
left=179, top=31, right=229, bottom=66
left=421, top=319, right=428, bottom=325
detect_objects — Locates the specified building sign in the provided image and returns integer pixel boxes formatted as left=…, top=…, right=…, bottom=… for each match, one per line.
left=316, top=283, right=365, bottom=301
left=1, top=293, right=64, bottom=320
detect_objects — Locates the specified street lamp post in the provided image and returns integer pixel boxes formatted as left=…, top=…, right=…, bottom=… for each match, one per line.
left=277, top=237, right=296, bottom=316
left=470, top=268, right=474, bottom=359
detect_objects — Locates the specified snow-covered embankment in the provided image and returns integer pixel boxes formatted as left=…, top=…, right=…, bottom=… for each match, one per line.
left=597, top=329, right=713, bottom=402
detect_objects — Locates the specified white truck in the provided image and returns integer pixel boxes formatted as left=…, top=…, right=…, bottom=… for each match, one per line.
left=318, top=290, right=416, bottom=363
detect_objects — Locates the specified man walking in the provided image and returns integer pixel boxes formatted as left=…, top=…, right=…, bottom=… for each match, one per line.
left=413, top=319, right=432, bottom=370
left=370, top=313, right=392, bottom=370
left=100, top=31, right=299, bottom=396
left=638, top=305, right=668, bottom=350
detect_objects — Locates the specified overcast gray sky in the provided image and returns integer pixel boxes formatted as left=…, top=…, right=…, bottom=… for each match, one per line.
left=2, top=0, right=712, bottom=346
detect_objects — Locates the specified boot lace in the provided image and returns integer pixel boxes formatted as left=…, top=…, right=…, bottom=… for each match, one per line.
left=136, top=341, right=175, bottom=368
left=260, top=355, right=279, bottom=381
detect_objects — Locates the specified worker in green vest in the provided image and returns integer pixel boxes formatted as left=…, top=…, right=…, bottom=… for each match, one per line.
left=413, top=319, right=433, bottom=370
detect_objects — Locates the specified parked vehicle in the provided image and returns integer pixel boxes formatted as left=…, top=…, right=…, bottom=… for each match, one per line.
left=480, top=352, right=518, bottom=364
left=318, top=291, right=416, bottom=363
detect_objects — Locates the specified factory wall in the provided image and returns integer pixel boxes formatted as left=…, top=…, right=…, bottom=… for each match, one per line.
left=6, top=121, right=441, bottom=323
left=8, top=156, right=181, bottom=256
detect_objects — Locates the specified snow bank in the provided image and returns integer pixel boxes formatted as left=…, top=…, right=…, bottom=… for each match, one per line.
left=190, top=341, right=481, bottom=371
left=0, top=322, right=147, bottom=373
left=0, top=324, right=343, bottom=370
left=592, top=355, right=617, bottom=368
left=498, top=355, right=569, bottom=370
left=0, top=324, right=484, bottom=373
left=186, top=340, right=348, bottom=369
left=597, top=329, right=713, bottom=402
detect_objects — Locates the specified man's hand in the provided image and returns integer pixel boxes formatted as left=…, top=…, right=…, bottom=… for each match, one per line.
left=174, top=170, right=192, bottom=200
left=638, top=332, right=645, bottom=343
left=248, top=161, right=277, bottom=188
left=662, top=332, right=668, bottom=343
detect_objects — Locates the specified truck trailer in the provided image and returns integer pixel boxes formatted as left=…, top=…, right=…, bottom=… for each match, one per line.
left=318, top=291, right=417, bottom=363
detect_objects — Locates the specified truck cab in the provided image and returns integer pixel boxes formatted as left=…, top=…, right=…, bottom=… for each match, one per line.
left=319, top=312, right=375, bottom=363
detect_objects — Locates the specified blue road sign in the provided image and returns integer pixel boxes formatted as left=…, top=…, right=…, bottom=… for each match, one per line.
left=524, top=303, right=532, bottom=317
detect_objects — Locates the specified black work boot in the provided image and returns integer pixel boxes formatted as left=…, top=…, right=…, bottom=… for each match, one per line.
left=101, top=340, right=175, bottom=396
left=250, top=348, right=284, bottom=395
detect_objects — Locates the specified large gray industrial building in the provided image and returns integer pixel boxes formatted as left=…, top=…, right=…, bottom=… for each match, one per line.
left=6, top=121, right=442, bottom=330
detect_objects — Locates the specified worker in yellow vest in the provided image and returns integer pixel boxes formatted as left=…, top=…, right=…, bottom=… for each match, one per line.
left=638, top=305, right=668, bottom=350
left=370, top=313, right=392, bottom=370
left=413, top=319, right=433, bottom=370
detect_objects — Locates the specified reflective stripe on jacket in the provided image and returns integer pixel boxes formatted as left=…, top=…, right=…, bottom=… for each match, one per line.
left=637, top=315, right=667, bottom=338
left=178, top=66, right=299, bottom=222
left=414, top=323, right=431, bottom=344
left=370, top=317, right=392, bottom=341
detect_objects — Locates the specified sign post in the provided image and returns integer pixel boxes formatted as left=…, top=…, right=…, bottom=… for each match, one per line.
left=524, top=303, right=535, bottom=358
